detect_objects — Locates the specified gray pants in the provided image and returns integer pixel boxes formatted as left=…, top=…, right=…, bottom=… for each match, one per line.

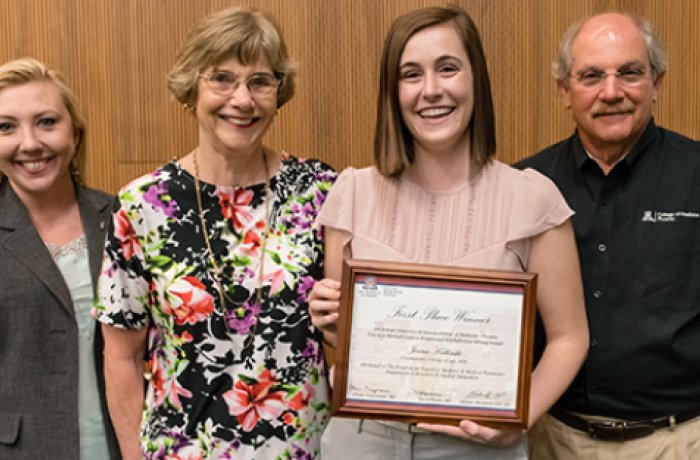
left=321, top=418, right=528, bottom=459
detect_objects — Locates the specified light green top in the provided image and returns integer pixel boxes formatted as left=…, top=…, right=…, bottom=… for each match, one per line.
left=48, top=236, right=110, bottom=460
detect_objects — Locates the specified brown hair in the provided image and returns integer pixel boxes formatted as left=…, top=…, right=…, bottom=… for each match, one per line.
left=168, top=7, right=296, bottom=110
left=0, top=57, right=85, bottom=182
left=374, top=6, right=496, bottom=177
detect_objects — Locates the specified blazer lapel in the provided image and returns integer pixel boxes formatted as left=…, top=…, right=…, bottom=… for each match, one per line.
left=0, top=182, right=74, bottom=317
left=77, top=187, right=123, bottom=460
left=77, top=187, right=112, bottom=288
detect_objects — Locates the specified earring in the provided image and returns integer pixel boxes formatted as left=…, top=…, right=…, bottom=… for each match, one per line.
left=70, top=159, right=80, bottom=177
left=183, top=102, right=195, bottom=113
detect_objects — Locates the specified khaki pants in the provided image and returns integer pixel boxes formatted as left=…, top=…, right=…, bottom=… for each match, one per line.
left=529, top=413, right=700, bottom=460
left=321, top=418, right=528, bottom=459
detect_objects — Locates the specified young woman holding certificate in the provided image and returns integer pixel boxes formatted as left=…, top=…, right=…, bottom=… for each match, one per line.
left=308, top=6, right=588, bottom=459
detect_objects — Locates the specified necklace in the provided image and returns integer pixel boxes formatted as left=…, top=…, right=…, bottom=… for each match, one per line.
left=192, top=148, right=271, bottom=349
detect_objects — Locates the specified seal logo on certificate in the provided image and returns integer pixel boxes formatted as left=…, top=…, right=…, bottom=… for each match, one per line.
left=331, top=259, right=537, bottom=428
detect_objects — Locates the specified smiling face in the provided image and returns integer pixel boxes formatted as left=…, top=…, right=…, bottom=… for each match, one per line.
left=560, top=14, right=662, bottom=157
left=196, top=56, right=278, bottom=157
left=398, top=23, right=474, bottom=156
left=0, top=80, right=77, bottom=199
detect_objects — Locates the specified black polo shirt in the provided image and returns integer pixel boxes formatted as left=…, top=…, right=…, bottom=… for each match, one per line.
left=515, top=119, right=700, bottom=419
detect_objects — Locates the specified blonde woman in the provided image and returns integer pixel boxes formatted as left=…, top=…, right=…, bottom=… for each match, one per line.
left=0, top=58, right=117, bottom=459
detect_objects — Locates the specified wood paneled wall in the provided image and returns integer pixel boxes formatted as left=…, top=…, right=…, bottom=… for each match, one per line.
left=1, top=0, right=697, bottom=193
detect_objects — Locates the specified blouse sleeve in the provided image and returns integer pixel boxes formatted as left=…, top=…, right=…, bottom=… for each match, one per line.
left=505, top=167, right=573, bottom=265
left=508, top=167, right=573, bottom=241
left=92, top=191, right=152, bottom=329
left=317, top=167, right=357, bottom=248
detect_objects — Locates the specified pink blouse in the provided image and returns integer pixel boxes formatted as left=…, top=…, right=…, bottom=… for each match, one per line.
left=318, top=161, right=573, bottom=272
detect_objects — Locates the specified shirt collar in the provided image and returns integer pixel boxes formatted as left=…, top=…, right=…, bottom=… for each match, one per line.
left=572, top=118, right=659, bottom=172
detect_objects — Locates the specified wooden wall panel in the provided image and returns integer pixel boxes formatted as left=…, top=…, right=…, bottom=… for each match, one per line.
left=0, top=0, right=697, bottom=193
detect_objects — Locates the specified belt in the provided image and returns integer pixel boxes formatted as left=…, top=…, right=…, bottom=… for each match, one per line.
left=550, top=406, right=700, bottom=442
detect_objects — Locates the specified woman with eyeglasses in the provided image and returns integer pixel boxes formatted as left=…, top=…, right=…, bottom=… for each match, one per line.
left=95, top=7, right=336, bottom=459
left=309, top=6, right=588, bottom=459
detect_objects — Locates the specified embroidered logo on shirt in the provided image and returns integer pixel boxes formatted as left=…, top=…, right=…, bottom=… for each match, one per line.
left=642, top=210, right=700, bottom=223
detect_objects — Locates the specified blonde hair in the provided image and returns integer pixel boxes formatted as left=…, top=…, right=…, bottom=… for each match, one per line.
left=168, top=7, right=296, bottom=109
left=0, top=58, right=85, bottom=182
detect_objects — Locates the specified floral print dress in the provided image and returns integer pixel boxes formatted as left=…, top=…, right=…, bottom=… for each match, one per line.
left=94, top=154, right=336, bottom=459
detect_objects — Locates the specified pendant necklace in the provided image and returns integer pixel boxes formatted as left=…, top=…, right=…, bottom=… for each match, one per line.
left=192, top=148, right=271, bottom=349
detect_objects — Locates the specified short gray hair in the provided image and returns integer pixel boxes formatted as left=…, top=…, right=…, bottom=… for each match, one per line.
left=552, top=14, right=667, bottom=85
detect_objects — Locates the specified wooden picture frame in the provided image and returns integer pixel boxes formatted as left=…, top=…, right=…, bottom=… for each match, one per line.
left=331, top=259, right=537, bottom=428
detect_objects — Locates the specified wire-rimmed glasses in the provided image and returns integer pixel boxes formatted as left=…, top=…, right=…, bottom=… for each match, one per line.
left=569, top=66, right=648, bottom=88
left=199, top=70, right=281, bottom=98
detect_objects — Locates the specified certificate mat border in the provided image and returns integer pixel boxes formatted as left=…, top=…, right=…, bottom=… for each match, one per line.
left=331, top=259, right=537, bottom=428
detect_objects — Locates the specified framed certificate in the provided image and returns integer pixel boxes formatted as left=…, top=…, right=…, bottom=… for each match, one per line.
left=331, top=259, right=537, bottom=428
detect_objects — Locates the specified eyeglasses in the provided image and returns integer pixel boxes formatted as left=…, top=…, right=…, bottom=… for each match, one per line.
left=199, top=70, right=281, bottom=97
left=570, top=67, right=648, bottom=88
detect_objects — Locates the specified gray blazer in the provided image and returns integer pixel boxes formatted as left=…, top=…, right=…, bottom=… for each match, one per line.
left=0, top=180, right=120, bottom=459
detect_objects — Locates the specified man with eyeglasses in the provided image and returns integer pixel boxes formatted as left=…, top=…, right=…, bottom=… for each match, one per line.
left=516, top=12, right=700, bottom=460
